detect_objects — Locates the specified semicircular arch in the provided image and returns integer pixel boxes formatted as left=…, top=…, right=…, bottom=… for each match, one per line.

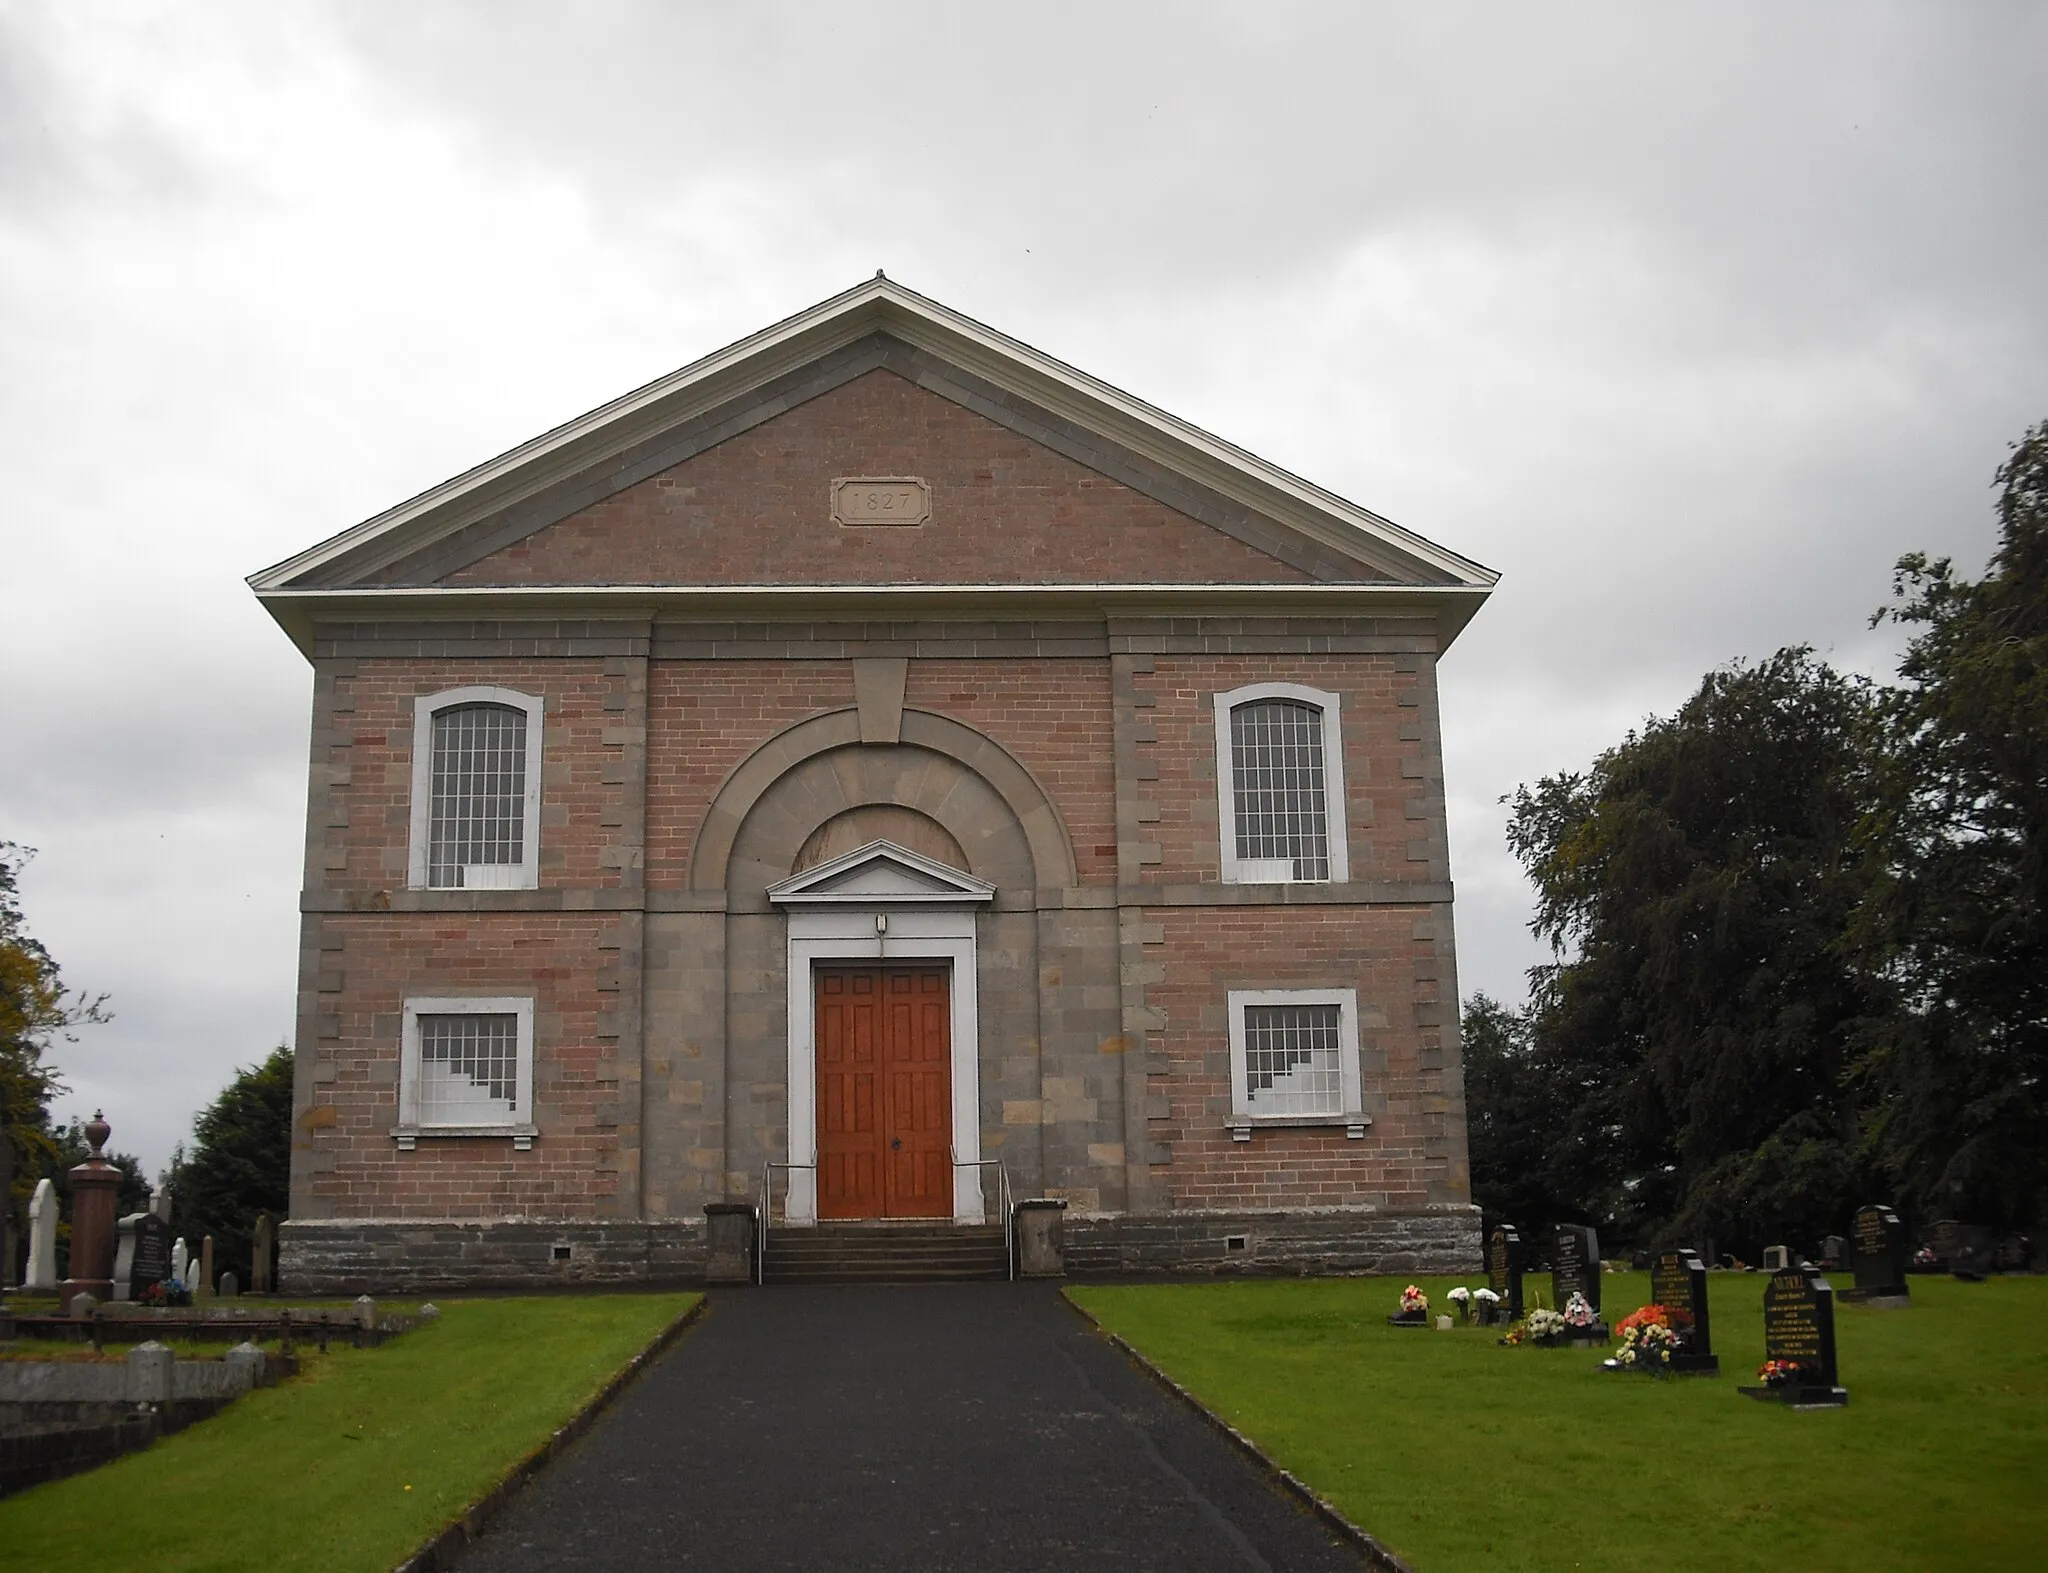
left=689, top=707, right=1078, bottom=892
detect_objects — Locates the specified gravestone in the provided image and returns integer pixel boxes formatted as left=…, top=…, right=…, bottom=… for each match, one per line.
left=1935, top=1220, right=1996, bottom=1280
left=1487, top=1225, right=1525, bottom=1320
left=1551, top=1224, right=1608, bottom=1343
left=1843, top=1204, right=1910, bottom=1305
left=252, top=1213, right=275, bottom=1295
left=112, top=1212, right=171, bottom=1302
left=26, top=1177, right=58, bottom=1289
left=1740, top=1265, right=1847, bottom=1407
left=152, top=1173, right=173, bottom=1223
left=1551, top=1224, right=1603, bottom=1317
left=1649, top=1249, right=1719, bottom=1375
left=58, top=1111, right=121, bottom=1312
left=198, top=1235, right=215, bottom=1299
left=1822, top=1235, right=1848, bottom=1268
left=171, top=1238, right=189, bottom=1284
left=219, top=1270, right=239, bottom=1298
left=1761, top=1245, right=1790, bottom=1271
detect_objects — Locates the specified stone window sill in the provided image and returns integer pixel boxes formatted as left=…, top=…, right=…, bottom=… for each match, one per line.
left=392, top=1124, right=538, bottom=1151
left=1225, top=1114, right=1370, bottom=1143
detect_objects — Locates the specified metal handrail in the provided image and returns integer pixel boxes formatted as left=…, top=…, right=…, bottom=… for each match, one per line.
left=953, top=1157, right=1014, bottom=1281
left=757, top=1161, right=815, bottom=1285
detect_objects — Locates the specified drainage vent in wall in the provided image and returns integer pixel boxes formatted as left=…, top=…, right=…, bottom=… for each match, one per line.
left=551, top=1244, right=573, bottom=1262
left=1224, top=1235, right=1248, bottom=1253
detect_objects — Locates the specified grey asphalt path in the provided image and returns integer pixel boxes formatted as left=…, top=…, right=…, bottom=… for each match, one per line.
left=460, top=1281, right=1379, bottom=1572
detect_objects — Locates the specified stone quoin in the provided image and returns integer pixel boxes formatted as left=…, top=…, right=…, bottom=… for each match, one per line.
left=247, top=278, right=1499, bottom=1292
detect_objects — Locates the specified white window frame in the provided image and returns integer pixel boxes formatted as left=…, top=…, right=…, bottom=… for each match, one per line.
left=394, top=995, right=537, bottom=1149
left=1225, top=987, right=1368, bottom=1141
left=1212, top=682, right=1349, bottom=884
left=407, top=686, right=545, bottom=891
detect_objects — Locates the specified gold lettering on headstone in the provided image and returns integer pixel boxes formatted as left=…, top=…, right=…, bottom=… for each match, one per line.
left=832, top=477, right=931, bottom=527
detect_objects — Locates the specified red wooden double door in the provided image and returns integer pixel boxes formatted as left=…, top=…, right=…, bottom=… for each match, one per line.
left=815, top=966, right=953, bottom=1219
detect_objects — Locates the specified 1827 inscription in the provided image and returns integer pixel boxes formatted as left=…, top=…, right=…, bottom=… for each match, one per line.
left=832, top=476, right=931, bottom=527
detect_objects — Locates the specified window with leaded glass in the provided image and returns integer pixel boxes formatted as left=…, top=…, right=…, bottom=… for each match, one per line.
left=428, top=704, right=526, bottom=886
left=1239, top=1001, right=1343, bottom=1116
left=408, top=687, right=544, bottom=891
left=1213, top=684, right=1349, bottom=883
left=416, top=1012, right=520, bottom=1122
left=397, top=996, right=535, bottom=1147
left=1226, top=988, right=1366, bottom=1134
left=1230, top=699, right=1330, bottom=880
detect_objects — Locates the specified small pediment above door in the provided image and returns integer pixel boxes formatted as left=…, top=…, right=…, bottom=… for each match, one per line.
left=766, top=840, right=996, bottom=906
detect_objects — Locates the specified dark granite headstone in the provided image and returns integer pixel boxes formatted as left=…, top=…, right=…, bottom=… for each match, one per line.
left=1845, top=1204, right=1910, bottom=1303
left=1487, top=1225, right=1524, bottom=1320
left=113, top=1211, right=171, bottom=1302
left=1649, top=1248, right=1719, bottom=1374
left=1936, top=1220, right=1996, bottom=1280
left=1741, top=1265, right=1847, bottom=1406
left=252, top=1212, right=275, bottom=1295
left=129, top=1213, right=169, bottom=1297
left=1551, top=1224, right=1602, bottom=1318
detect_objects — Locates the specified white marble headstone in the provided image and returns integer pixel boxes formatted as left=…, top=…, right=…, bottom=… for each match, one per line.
left=25, top=1177, right=57, bottom=1289
left=172, top=1237, right=189, bottom=1283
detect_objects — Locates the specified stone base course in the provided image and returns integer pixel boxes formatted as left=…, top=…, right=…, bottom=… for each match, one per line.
left=1065, top=1206, right=1481, bottom=1278
left=281, top=1218, right=708, bottom=1295
left=283, top=1207, right=1476, bottom=1290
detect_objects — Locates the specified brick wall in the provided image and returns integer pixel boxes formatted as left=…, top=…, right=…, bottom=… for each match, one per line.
left=901, top=658, right=1117, bottom=884
left=315, top=659, right=629, bottom=895
left=1139, top=906, right=1462, bottom=1213
left=1132, top=651, right=1440, bottom=886
left=435, top=370, right=1317, bottom=588
left=298, top=912, right=625, bottom=1220
left=645, top=661, right=854, bottom=887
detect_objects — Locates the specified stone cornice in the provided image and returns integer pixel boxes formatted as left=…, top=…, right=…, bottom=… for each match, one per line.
left=257, top=580, right=1488, bottom=659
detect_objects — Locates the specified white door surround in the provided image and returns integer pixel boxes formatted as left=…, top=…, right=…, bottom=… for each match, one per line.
left=766, top=841, right=996, bottom=1224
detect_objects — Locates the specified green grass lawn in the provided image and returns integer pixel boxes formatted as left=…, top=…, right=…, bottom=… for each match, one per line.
left=1071, top=1273, right=2048, bottom=1572
left=0, top=1292, right=699, bottom=1572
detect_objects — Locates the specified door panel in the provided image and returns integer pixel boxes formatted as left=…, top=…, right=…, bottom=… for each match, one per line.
left=815, top=965, right=951, bottom=1219
left=815, top=970, right=881, bottom=1219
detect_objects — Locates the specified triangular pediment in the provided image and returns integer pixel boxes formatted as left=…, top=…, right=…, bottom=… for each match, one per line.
left=766, top=840, right=996, bottom=906
left=249, top=277, right=1498, bottom=625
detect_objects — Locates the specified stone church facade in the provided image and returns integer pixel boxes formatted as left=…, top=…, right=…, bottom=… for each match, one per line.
left=249, top=278, right=1496, bottom=1290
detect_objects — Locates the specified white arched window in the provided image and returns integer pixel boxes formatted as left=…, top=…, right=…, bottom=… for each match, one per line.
left=1213, top=682, right=1349, bottom=883
left=407, top=687, right=544, bottom=890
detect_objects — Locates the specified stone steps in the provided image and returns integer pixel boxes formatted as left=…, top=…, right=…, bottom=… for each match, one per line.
left=762, top=1223, right=1010, bottom=1284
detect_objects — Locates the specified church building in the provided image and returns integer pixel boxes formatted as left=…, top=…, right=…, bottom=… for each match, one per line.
left=248, top=277, right=1496, bottom=1290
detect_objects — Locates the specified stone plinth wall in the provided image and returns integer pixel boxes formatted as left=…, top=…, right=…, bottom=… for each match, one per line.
left=0, top=1361, right=258, bottom=1404
left=280, top=1218, right=708, bottom=1294
left=1065, top=1206, right=1481, bottom=1278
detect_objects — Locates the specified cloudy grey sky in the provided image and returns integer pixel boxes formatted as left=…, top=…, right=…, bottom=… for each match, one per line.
left=3, top=1, right=2043, bottom=1176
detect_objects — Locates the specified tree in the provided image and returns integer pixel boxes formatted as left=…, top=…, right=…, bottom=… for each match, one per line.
left=1462, top=992, right=1581, bottom=1240
left=1502, top=649, right=1889, bottom=1253
left=1863, top=420, right=2048, bottom=1229
left=2, top=842, right=109, bottom=1256
left=169, top=1045, right=292, bottom=1286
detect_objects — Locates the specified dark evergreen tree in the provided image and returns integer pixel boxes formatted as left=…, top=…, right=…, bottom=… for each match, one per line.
left=1462, top=992, right=1582, bottom=1240
left=169, top=1045, right=292, bottom=1286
